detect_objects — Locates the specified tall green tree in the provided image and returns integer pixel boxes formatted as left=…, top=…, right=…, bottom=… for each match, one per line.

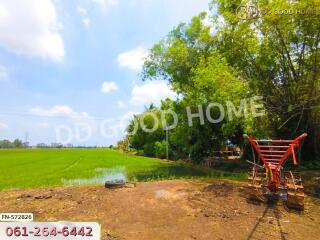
left=140, top=12, right=265, bottom=159
left=211, top=0, right=320, bottom=159
left=127, top=0, right=319, bottom=162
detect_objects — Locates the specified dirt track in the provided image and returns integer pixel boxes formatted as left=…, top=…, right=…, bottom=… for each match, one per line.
left=0, top=180, right=319, bottom=240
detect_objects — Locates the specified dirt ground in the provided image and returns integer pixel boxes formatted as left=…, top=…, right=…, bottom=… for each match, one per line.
left=0, top=180, right=319, bottom=240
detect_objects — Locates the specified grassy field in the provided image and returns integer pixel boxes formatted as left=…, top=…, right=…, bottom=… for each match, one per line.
left=0, top=148, right=246, bottom=190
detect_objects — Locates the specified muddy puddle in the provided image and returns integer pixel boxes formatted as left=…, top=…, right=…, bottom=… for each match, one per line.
left=61, top=166, right=127, bottom=186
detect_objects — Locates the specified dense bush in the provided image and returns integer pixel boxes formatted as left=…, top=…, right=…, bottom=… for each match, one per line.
left=124, top=0, right=320, bottom=163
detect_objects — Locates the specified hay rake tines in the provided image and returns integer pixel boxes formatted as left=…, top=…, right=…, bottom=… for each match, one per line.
left=244, top=133, right=307, bottom=210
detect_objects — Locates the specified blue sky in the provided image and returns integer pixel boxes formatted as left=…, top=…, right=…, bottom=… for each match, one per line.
left=0, top=0, right=209, bottom=146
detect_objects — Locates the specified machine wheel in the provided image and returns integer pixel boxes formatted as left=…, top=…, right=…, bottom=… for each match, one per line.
left=247, top=167, right=266, bottom=201
left=284, top=171, right=305, bottom=210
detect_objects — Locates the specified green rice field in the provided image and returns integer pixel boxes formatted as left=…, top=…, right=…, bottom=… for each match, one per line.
left=0, top=148, right=246, bottom=190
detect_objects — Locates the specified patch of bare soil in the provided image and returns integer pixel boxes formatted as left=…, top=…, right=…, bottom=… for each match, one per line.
left=0, top=180, right=319, bottom=240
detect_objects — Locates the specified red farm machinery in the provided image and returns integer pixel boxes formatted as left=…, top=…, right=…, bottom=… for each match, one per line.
left=243, top=133, right=307, bottom=210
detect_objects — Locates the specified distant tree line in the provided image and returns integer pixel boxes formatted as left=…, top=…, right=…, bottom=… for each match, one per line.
left=0, top=139, right=26, bottom=148
left=0, top=140, right=114, bottom=149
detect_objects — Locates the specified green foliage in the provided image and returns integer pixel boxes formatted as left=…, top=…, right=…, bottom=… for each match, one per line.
left=131, top=12, right=261, bottom=162
left=154, top=141, right=167, bottom=159
left=143, top=13, right=215, bottom=94
left=128, top=107, right=166, bottom=157
left=126, top=0, right=320, bottom=162
left=211, top=0, right=320, bottom=160
left=12, top=139, right=23, bottom=148
left=0, top=139, right=24, bottom=148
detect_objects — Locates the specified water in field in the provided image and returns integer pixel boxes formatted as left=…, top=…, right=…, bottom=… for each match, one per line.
left=62, top=166, right=127, bottom=186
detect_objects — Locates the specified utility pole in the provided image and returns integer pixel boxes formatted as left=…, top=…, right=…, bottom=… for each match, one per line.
left=25, top=131, right=29, bottom=148
left=165, top=126, right=169, bottom=160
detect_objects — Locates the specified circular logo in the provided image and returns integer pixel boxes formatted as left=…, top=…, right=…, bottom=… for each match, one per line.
left=236, top=4, right=260, bottom=20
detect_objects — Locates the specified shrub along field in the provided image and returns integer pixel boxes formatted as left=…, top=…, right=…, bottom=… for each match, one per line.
left=0, top=148, right=246, bottom=190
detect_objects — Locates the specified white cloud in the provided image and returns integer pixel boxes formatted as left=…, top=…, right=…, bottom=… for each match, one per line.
left=30, top=106, right=89, bottom=119
left=77, top=1, right=118, bottom=28
left=117, top=47, right=148, bottom=71
left=76, top=5, right=91, bottom=28
left=0, top=65, right=9, bottom=81
left=130, top=81, right=176, bottom=106
left=101, top=81, right=118, bottom=93
left=76, top=5, right=88, bottom=15
left=0, top=122, right=8, bottom=129
left=83, top=18, right=91, bottom=28
left=0, top=0, right=64, bottom=62
left=202, top=9, right=212, bottom=27
left=38, top=122, right=50, bottom=128
left=99, top=111, right=138, bottom=139
left=117, top=100, right=126, bottom=109
left=201, top=9, right=224, bottom=36
left=91, top=0, right=118, bottom=11
left=116, top=111, right=138, bottom=134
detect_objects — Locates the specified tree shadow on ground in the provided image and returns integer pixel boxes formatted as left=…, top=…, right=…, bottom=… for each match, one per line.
left=246, top=199, right=300, bottom=240
left=128, top=162, right=246, bottom=182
